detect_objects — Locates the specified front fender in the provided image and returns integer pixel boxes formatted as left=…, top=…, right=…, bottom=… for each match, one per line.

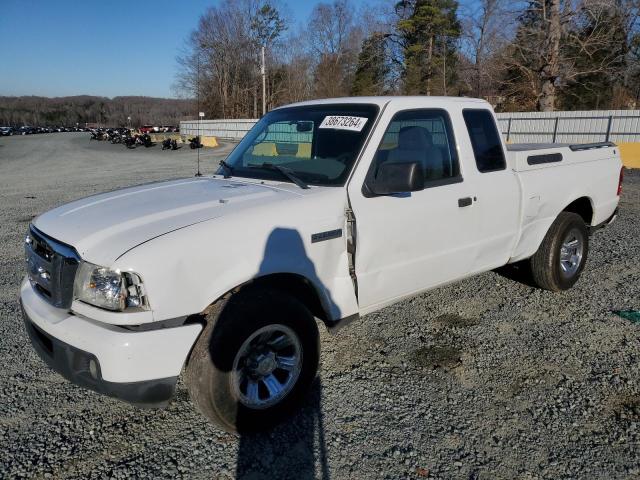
left=114, top=195, right=359, bottom=324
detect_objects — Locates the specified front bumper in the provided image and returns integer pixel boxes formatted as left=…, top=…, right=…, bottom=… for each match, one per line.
left=20, top=278, right=202, bottom=407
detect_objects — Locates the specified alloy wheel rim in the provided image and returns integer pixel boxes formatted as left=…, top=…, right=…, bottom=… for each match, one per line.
left=231, top=324, right=302, bottom=409
left=559, top=228, right=584, bottom=277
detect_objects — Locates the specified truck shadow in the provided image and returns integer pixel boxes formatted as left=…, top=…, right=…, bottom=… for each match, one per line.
left=493, top=261, right=538, bottom=288
left=253, top=227, right=342, bottom=319
left=234, top=227, right=335, bottom=479
left=235, top=379, right=330, bottom=480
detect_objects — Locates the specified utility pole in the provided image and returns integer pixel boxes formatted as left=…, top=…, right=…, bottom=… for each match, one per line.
left=261, top=45, right=266, bottom=116
left=195, top=51, right=202, bottom=177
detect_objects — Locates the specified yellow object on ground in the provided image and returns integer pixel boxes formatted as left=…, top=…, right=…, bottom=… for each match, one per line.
left=177, top=134, right=219, bottom=147
left=150, top=133, right=182, bottom=143
left=296, top=143, right=312, bottom=158
left=201, top=136, right=219, bottom=148
left=617, top=143, right=640, bottom=169
left=252, top=142, right=277, bottom=156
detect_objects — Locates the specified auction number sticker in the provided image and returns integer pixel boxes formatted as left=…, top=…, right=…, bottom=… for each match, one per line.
left=319, top=116, right=368, bottom=132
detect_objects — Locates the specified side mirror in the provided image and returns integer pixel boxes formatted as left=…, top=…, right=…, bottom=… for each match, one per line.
left=369, top=161, right=425, bottom=195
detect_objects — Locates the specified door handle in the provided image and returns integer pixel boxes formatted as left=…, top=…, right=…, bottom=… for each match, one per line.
left=458, top=197, right=473, bottom=207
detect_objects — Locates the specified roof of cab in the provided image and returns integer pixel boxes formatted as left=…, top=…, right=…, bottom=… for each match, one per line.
left=276, top=96, right=491, bottom=110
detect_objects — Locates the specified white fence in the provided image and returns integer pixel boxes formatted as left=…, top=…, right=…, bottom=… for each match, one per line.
left=180, top=119, right=257, bottom=140
left=182, top=109, right=640, bottom=144
left=496, top=110, right=640, bottom=144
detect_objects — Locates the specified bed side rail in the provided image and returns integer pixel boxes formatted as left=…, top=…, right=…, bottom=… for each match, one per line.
left=568, top=142, right=616, bottom=151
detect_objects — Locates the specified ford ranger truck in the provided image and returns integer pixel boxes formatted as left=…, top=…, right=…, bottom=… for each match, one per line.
left=20, top=97, right=622, bottom=432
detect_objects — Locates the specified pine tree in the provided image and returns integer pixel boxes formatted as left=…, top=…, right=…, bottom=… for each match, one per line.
left=396, top=0, right=461, bottom=95
left=351, top=33, right=389, bottom=96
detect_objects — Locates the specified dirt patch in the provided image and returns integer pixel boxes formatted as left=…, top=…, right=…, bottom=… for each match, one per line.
left=505, top=376, right=528, bottom=397
left=613, top=395, right=640, bottom=422
left=411, top=345, right=462, bottom=370
left=433, top=313, right=477, bottom=328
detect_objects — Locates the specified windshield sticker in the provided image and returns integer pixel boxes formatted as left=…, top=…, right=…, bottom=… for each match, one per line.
left=319, top=116, right=368, bottom=132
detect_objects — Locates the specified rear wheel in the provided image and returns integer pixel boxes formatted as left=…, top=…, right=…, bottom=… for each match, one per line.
left=530, top=212, right=589, bottom=291
left=185, top=287, right=319, bottom=433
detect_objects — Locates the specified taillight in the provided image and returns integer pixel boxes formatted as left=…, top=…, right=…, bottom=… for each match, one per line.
left=617, top=167, right=624, bottom=196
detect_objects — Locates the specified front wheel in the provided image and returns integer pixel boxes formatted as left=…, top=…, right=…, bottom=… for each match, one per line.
left=185, top=287, right=320, bottom=433
left=530, top=212, right=589, bottom=291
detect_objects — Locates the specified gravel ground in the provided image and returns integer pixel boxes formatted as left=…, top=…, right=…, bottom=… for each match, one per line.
left=0, top=133, right=639, bottom=480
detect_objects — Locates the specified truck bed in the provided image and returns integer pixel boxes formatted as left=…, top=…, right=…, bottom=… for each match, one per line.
left=507, top=142, right=615, bottom=152
left=506, top=141, right=621, bottom=262
left=506, top=142, right=619, bottom=172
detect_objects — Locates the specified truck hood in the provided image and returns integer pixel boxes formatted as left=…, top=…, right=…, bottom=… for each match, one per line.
left=33, top=177, right=301, bottom=265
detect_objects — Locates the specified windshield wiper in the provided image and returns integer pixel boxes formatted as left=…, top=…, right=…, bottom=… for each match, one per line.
left=218, top=160, right=234, bottom=178
left=248, top=163, right=309, bottom=189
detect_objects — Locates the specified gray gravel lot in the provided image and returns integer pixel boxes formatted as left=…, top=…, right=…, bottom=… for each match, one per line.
left=1, top=133, right=639, bottom=479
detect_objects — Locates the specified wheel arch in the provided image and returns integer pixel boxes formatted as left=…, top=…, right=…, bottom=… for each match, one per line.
left=245, top=273, right=330, bottom=323
left=509, top=195, right=595, bottom=263
left=199, top=272, right=332, bottom=326
left=561, top=196, right=594, bottom=226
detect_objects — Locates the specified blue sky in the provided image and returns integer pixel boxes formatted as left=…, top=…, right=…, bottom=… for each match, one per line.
left=0, top=0, right=338, bottom=98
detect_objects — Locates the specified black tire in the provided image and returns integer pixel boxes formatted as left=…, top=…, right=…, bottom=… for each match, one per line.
left=185, top=287, right=320, bottom=433
left=530, top=212, right=589, bottom=291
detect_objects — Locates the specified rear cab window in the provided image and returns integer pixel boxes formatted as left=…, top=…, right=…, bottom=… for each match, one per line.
left=462, top=109, right=506, bottom=172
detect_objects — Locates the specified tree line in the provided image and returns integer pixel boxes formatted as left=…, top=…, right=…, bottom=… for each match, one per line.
left=174, top=0, right=640, bottom=116
left=0, top=96, right=193, bottom=127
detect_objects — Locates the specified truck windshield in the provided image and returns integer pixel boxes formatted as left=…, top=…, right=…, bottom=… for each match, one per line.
left=217, top=104, right=379, bottom=187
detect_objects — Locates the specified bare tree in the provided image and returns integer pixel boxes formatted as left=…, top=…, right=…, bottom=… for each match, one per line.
left=500, top=0, right=631, bottom=111
left=169, top=0, right=640, bottom=117
left=459, top=0, right=513, bottom=99
left=307, top=0, right=366, bottom=98
left=174, top=0, right=289, bottom=119
left=538, top=0, right=562, bottom=111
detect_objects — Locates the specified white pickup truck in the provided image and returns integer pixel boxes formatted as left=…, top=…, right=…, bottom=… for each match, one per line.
left=21, top=97, right=622, bottom=432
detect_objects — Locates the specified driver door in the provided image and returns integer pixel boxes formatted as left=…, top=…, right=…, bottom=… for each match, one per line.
left=348, top=107, right=481, bottom=313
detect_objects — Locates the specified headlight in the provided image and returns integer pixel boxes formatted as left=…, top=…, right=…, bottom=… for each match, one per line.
left=73, top=261, right=148, bottom=311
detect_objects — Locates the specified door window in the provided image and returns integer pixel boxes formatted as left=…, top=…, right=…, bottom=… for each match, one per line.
left=371, top=109, right=461, bottom=186
left=462, top=109, right=506, bottom=172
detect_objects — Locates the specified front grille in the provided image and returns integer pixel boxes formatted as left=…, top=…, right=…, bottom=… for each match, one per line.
left=25, top=225, right=80, bottom=309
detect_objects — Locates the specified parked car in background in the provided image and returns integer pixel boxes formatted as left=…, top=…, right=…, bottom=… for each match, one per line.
left=0, top=126, right=15, bottom=136
left=139, top=125, right=154, bottom=134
